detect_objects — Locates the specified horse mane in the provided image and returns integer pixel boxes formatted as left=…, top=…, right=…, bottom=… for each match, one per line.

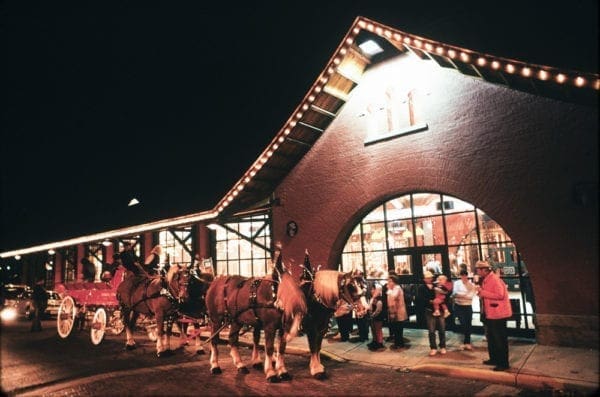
left=276, top=273, right=307, bottom=318
left=313, top=270, right=341, bottom=308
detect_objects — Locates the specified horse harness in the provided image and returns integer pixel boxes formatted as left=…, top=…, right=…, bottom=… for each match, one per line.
left=308, top=275, right=362, bottom=312
left=222, top=276, right=278, bottom=326
left=128, top=276, right=179, bottom=315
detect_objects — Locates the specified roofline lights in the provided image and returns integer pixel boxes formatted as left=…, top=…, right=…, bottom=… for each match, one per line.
left=0, top=210, right=218, bottom=258
left=356, top=16, right=597, bottom=90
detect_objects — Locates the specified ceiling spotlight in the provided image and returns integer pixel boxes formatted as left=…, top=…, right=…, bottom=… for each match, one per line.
left=102, top=239, right=112, bottom=247
left=128, top=198, right=140, bottom=207
left=358, top=40, right=384, bottom=56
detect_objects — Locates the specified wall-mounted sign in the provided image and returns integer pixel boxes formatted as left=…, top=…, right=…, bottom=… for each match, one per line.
left=286, top=221, right=298, bottom=237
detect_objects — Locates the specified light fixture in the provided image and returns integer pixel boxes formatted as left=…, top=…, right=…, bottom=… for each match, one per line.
left=358, top=40, right=384, bottom=56
left=48, top=249, right=55, bottom=255
left=45, top=262, right=53, bottom=271
left=102, top=239, right=112, bottom=247
left=206, top=224, right=223, bottom=231
left=128, top=198, right=140, bottom=206
left=14, top=255, right=21, bottom=260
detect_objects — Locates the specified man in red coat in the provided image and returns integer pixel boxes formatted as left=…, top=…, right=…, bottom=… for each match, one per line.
left=475, top=260, right=512, bottom=371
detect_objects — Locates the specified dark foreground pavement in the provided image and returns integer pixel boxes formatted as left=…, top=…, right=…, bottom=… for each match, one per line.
left=1, top=319, right=597, bottom=396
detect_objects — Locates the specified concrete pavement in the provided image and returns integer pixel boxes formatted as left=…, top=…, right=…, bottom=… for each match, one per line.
left=228, top=326, right=598, bottom=395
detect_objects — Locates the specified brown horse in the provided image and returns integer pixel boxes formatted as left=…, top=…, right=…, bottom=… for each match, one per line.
left=116, top=264, right=191, bottom=357
left=300, top=267, right=368, bottom=379
left=204, top=269, right=307, bottom=382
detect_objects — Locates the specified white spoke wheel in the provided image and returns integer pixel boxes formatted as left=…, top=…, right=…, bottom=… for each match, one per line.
left=57, top=296, right=77, bottom=339
left=90, top=308, right=107, bottom=345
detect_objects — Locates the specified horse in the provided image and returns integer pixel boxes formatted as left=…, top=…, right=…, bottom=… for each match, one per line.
left=116, top=264, right=191, bottom=357
left=300, top=265, right=368, bottom=379
left=204, top=259, right=307, bottom=382
left=176, top=270, right=214, bottom=354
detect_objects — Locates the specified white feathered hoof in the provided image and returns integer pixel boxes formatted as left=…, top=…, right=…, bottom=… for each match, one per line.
left=279, top=372, right=292, bottom=381
left=211, top=367, right=222, bottom=375
left=313, top=372, right=327, bottom=380
left=237, top=366, right=249, bottom=374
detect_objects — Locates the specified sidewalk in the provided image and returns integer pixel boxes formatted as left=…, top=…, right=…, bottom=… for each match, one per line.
left=222, top=326, right=598, bottom=395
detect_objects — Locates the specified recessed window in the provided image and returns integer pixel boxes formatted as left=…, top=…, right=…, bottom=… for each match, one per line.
left=363, top=87, right=428, bottom=145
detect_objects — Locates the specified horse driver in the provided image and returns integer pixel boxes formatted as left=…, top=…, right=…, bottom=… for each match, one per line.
left=117, top=241, right=151, bottom=309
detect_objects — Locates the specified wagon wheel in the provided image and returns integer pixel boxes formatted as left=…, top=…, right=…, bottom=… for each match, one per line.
left=109, top=310, right=125, bottom=335
left=90, top=308, right=107, bottom=345
left=56, top=296, right=77, bottom=339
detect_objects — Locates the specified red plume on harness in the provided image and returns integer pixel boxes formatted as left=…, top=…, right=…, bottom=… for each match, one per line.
left=301, top=249, right=314, bottom=281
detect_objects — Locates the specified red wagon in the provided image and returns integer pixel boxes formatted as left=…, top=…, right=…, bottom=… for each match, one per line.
left=54, top=267, right=132, bottom=345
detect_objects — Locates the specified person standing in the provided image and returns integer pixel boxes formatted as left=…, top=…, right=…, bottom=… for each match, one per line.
left=386, top=275, right=408, bottom=350
left=367, top=283, right=385, bottom=351
left=452, top=269, right=476, bottom=350
left=475, top=260, right=512, bottom=371
left=30, top=278, right=48, bottom=332
left=417, top=271, right=447, bottom=356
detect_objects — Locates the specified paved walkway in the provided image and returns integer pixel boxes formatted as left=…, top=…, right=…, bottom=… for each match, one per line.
left=223, top=326, right=598, bottom=395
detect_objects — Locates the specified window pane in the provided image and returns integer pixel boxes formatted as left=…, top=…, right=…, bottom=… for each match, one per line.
left=227, top=260, right=239, bottom=275
left=341, top=252, right=362, bottom=273
left=228, top=240, right=239, bottom=260
left=444, top=212, right=477, bottom=246
left=216, top=260, right=227, bottom=276
left=216, top=226, right=227, bottom=240
left=477, top=210, right=512, bottom=243
left=240, top=260, right=252, bottom=277
left=253, top=258, right=267, bottom=277
left=392, top=254, right=412, bottom=275
left=239, top=222, right=253, bottom=238
left=386, top=220, right=413, bottom=249
left=239, top=238, right=252, bottom=259
left=344, top=225, right=362, bottom=252
left=385, top=196, right=412, bottom=220
left=364, top=251, right=387, bottom=279
left=363, top=222, right=386, bottom=251
left=363, top=205, right=385, bottom=222
left=414, top=216, right=445, bottom=246
left=441, top=194, right=474, bottom=214
left=412, top=193, right=442, bottom=217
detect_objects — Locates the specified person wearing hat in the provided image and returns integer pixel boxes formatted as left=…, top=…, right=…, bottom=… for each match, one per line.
left=452, top=268, right=477, bottom=350
left=475, top=260, right=512, bottom=371
left=416, top=270, right=447, bottom=356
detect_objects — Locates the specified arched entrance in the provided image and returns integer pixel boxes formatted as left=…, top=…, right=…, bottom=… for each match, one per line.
left=339, top=192, right=535, bottom=338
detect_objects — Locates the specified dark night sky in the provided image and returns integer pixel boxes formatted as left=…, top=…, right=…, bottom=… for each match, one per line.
left=1, top=1, right=597, bottom=252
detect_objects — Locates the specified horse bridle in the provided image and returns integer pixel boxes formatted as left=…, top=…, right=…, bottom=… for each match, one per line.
left=169, top=265, right=191, bottom=303
left=338, top=275, right=366, bottom=313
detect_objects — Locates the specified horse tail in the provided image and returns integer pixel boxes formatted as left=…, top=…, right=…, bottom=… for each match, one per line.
left=277, top=273, right=307, bottom=340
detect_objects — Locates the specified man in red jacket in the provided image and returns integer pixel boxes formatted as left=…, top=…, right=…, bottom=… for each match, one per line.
left=475, top=260, right=512, bottom=371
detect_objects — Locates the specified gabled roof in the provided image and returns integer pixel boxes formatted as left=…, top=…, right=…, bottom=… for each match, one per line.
left=215, top=16, right=599, bottom=217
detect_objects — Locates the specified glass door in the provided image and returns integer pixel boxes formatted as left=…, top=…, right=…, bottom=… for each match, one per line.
left=389, top=246, right=449, bottom=328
